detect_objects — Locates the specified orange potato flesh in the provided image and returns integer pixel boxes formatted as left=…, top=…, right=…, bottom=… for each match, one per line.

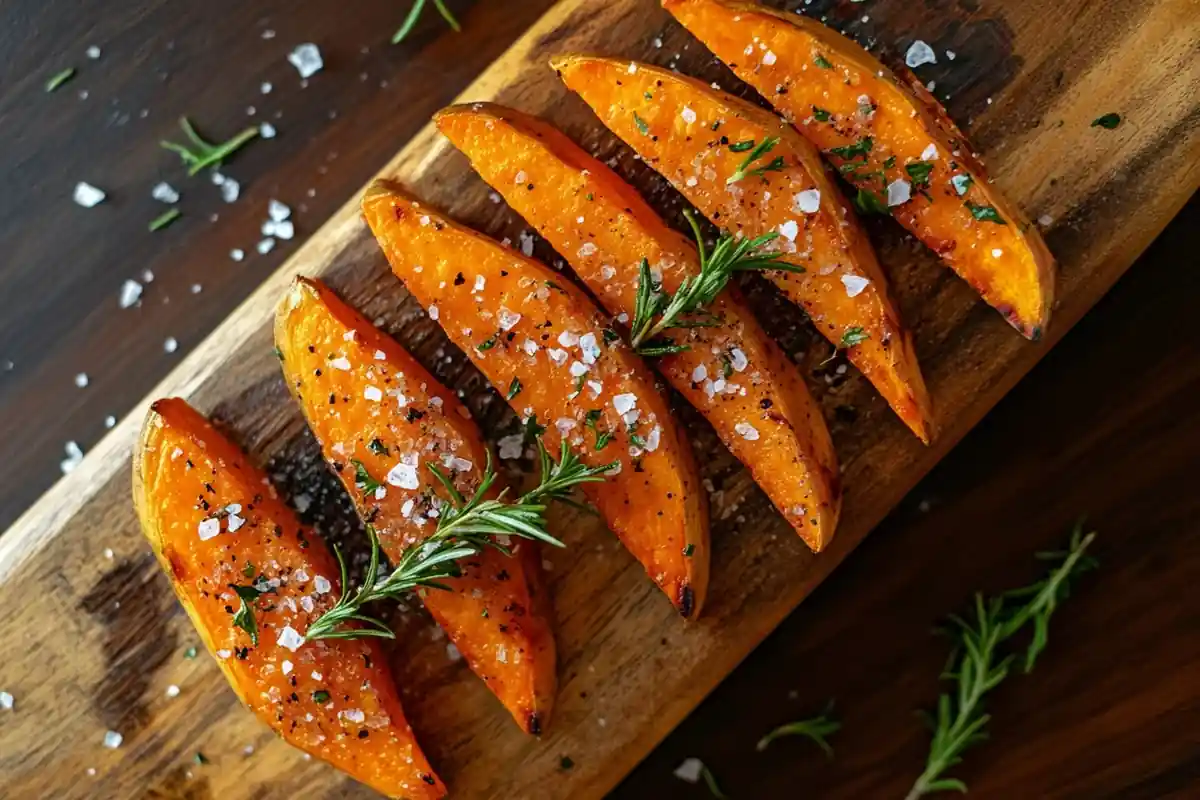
left=554, top=54, right=934, bottom=443
left=274, top=277, right=556, bottom=734
left=132, top=398, right=444, bottom=800
left=361, top=182, right=709, bottom=618
left=436, top=103, right=841, bottom=551
left=664, top=0, right=1056, bottom=339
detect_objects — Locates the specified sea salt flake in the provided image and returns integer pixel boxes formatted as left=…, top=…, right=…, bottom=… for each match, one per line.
left=557, top=331, right=580, bottom=347
left=73, top=182, right=106, bottom=207
left=951, top=174, right=972, bottom=196
left=778, top=220, right=799, bottom=241
left=151, top=182, right=180, bottom=204
left=103, top=731, right=123, bottom=749
left=578, top=242, right=598, bottom=257
left=674, top=758, right=704, bottom=783
left=197, top=518, right=221, bottom=541
left=497, top=308, right=521, bottom=330
left=794, top=189, right=821, bottom=213
left=386, top=462, right=420, bottom=490
left=730, top=348, right=748, bottom=372
left=364, top=386, right=383, bottom=402
left=497, top=434, right=524, bottom=460
left=579, top=333, right=601, bottom=364
left=905, top=40, right=937, bottom=68
left=276, top=626, right=305, bottom=652
left=119, top=279, right=143, bottom=308
left=288, top=44, right=323, bottom=78
left=282, top=660, right=293, bottom=675
left=260, top=123, right=277, bottom=139
left=613, top=393, right=637, bottom=415
left=842, top=274, right=870, bottom=298
left=0, top=691, right=13, bottom=710
left=763, top=49, right=777, bottom=65
left=330, top=356, right=351, bottom=371
left=887, top=179, right=912, bottom=206
left=165, top=685, right=180, bottom=698
left=269, top=199, right=291, bottom=222
left=921, top=143, right=939, bottom=161
left=681, top=106, right=697, bottom=124
left=735, top=422, right=760, bottom=441
left=691, top=364, right=708, bottom=383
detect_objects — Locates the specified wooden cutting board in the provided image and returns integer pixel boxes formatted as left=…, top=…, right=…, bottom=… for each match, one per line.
left=1, top=1, right=1196, bottom=797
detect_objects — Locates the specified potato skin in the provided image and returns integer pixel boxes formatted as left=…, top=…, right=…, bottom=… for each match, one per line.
left=132, top=398, right=444, bottom=799
left=361, top=181, right=709, bottom=618
left=664, top=0, right=1056, bottom=339
left=554, top=54, right=934, bottom=443
left=436, top=103, right=841, bottom=551
left=274, top=276, right=556, bottom=733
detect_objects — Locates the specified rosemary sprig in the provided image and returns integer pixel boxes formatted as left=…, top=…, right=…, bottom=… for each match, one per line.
left=726, top=136, right=785, bottom=184
left=393, top=0, right=461, bottom=44
left=628, top=210, right=801, bottom=355
left=160, top=117, right=260, bottom=176
left=306, top=440, right=613, bottom=641
left=756, top=701, right=841, bottom=757
left=906, top=526, right=1098, bottom=799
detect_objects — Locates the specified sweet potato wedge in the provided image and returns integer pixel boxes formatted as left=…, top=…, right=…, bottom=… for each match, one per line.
left=435, top=103, right=841, bottom=551
left=362, top=181, right=709, bottom=617
left=663, top=0, right=1056, bottom=338
left=274, top=276, right=556, bottom=733
left=554, top=55, right=934, bottom=443
left=132, top=397, right=444, bottom=799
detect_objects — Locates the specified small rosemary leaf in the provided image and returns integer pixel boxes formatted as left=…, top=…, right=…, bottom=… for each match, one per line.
left=814, top=54, right=833, bottom=69
left=728, top=139, right=756, bottom=153
left=45, top=68, right=76, bottom=93
left=633, top=111, right=650, bottom=136
left=149, top=208, right=181, bottom=232
left=812, top=107, right=831, bottom=122
left=965, top=201, right=1006, bottom=225
left=506, top=377, right=522, bottom=400
left=1091, top=112, right=1121, bottom=129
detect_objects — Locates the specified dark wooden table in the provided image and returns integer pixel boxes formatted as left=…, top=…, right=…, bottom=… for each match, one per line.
left=1, top=1, right=1196, bottom=797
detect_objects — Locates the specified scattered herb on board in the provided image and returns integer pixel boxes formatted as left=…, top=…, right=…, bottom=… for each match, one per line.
left=193, top=752, right=209, bottom=765
left=148, top=208, right=181, bottom=232
left=905, top=526, right=1098, bottom=799
left=45, top=68, right=76, bottom=93
left=183, top=646, right=198, bottom=659
left=629, top=210, right=800, bottom=355
left=160, top=117, right=260, bottom=176
left=1091, top=112, right=1121, bottom=129
left=306, top=441, right=614, bottom=640
left=757, top=701, right=841, bottom=757
left=700, top=762, right=728, bottom=799
left=393, top=0, right=461, bottom=44
left=726, top=136, right=785, bottom=184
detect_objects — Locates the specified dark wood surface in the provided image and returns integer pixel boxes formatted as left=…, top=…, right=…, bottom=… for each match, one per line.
left=0, top=0, right=1196, bottom=797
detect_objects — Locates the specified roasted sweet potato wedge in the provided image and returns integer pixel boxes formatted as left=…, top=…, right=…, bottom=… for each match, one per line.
left=274, top=276, right=556, bottom=733
left=664, top=0, right=1056, bottom=338
left=435, top=103, right=841, bottom=551
left=362, top=181, right=709, bottom=617
left=554, top=54, right=933, bottom=443
left=132, top=397, right=444, bottom=799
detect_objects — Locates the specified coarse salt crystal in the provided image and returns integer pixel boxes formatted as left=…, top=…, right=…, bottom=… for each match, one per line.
left=627, top=62, right=638, bottom=74
left=165, top=685, right=180, bottom=698
left=197, top=518, right=221, bottom=541
left=103, top=731, right=123, bottom=749
left=75, top=372, right=89, bottom=388
left=288, top=44, right=323, bottom=78
left=269, top=199, right=291, bottom=222
left=364, top=386, right=383, bottom=402
left=119, top=279, right=142, bottom=308
left=151, top=182, right=180, bottom=204
left=951, top=174, right=972, bottom=196
left=227, top=514, right=245, bottom=533
left=276, top=626, right=305, bottom=652
left=282, top=660, right=293, bottom=675
left=578, top=242, right=598, bottom=257
left=569, top=360, right=589, bottom=377
left=105, top=416, right=116, bottom=429
left=522, top=340, right=538, bottom=356
left=778, top=220, right=799, bottom=241
left=681, top=106, right=697, bottom=124
left=842, top=274, right=870, bottom=298
left=692, top=364, right=708, bottom=383
left=61, top=441, right=84, bottom=474
left=794, top=189, right=821, bottom=214
left=735, top=422, right=760, bottom=441
left=613, top=393, right=637, bottom=415
left=231, top=248, right=245, bottom=262
left=992, top=248, right=1003, bottom=258
left=921, top=143, right=939, bottom=161
left=763, top=50, right=777, bottom=65
left=644, top=425, right=661, bottom=452
left=216, top=174, right=240, bottom=203
left=73, top=182, right=106, bottom=208
left=260, top=122, right=276, bottom=139
left=558, top=331, right=580, bottom=347
left=548, top=348, right=568, bottom=366
left=674, top=758, right=704, bottom=783
left=0, top=691, right=13, bottom=710
left=163, top=337, right=178, bottom=354
left=473, top=275, right=486, bottom=293
left=257, top=237, right=276, bottom=254
left=730, top=348, right=748, bottom=372
left=446, top=643, right=461, bottom=662
left=887, top=179, right=912, bottom=207
left=386, top=462, right=420, bottom=490
left=497, top=308, right=521, bottom=330
left=87, top=45, right=101, bottom=59
left=905, top=40, right=937, bottom=68
left=330, top=356, right=351, bottom=371
left=579, top=333, right=600, bottom=364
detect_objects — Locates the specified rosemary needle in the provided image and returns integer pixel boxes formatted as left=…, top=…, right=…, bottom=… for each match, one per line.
left=393, top=0, right=461, bottom=44
left=756, top=702, right=841, bottom=757
left=148, top=208, right=181, bottom=232
left=45, top=68, right=76, bottom=93
left=160, top=117, right=260, bottom=176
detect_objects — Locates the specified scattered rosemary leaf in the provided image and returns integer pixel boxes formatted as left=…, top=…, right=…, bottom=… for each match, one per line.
left=1091, top=112, right=1121, bottom=129
left=965, top=201, right=1006, bottom=225
left=45, top=68, right=76, bottom=93
left=757, top=702, right=840, bottom=757
left=393, top=0, right=461, bottom=44
left=814, top=54, right=833, bottom=69
left=812, top=106, right=831, bottom=122
left=506, top=377, right=522, bottom=400
left=633, top=111, right=651, bottom=136
left=148, top=208, right=181, bottom=232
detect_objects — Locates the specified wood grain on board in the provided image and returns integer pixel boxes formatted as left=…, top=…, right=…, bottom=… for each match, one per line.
left=1, top=0, right=1197, bottom=798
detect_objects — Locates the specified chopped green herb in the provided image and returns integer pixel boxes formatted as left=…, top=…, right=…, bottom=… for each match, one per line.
left=522, top=414, right=546, bottom=441
left=272, top=346, right=285, bottom=361
left=161, top=117, right=260, bottom=176
left=906, top=161, right=934, bottom=188
left=45, top=68, right=76, bottom=93
left=965, top=201, right=1006, bottom=224
left=950, top=173, right=973, bottom=196
left=633, top=112, right=650, bottom=136
left=602, top=328, right=620, bottom=345
left=393, top=0, right=461, bottom=44
left=148, top=208, right=181, bottom=232
left=184, top=646, right=198, bottom=659
left=727, top=136, right=784, bottom=184
left=728, top=139, right=757, bottom=153
left=643, top=91, right=653, bottom=100
left=1091, top=112, right=1121, bottom=129
left=814, top=54, right=833, bottom=69
left=683, top=543, right=695, bottom=557
left=506, top=377, right=522, bottom=400
left=584, top=409, right=613, bottom=450
left=352, top=459, right=383, bottom=495
left=699, top=762, right=728, bottom=799
left=476, top=334, right=498, bottom=351
left=242, top=561, right=256, bottom=579
left=854, top=188, right=889, bottom=216
left=312, top=690, right=331, bottom=704
left=720, top=354, right=734, bottom=379
left=841, top=326, right=869, bottom=348
left=368, top=438, right=390, bottom=456
left=884, top=155, right=897, bottom=169
left=231, top=584, right=264, bottom=646
left=586, top=192, right=594, bottom=201
left=830, top=136, right=873, bottom=161
left=193, top=752, right=209, bottom=765
left=560, top=755, right=575, bottom=770
left=812, top=107, right=831, bottom=123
